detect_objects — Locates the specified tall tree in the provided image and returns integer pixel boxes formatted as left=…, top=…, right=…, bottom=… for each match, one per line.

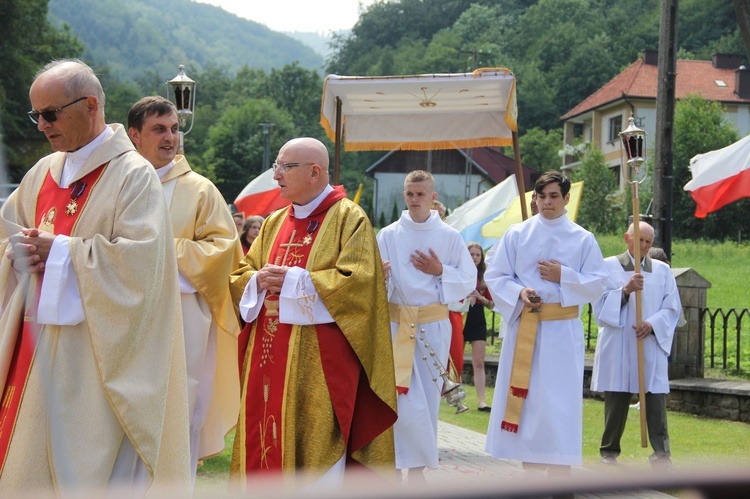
left=672, top=95, right=747, bottom=241
left=202, top=99, right=296, bottom=201
left=570, top=146, right=625, bottom=235
left=0, top=0, right=82, bottom=178
left=519, top=127, right=563, bottom=172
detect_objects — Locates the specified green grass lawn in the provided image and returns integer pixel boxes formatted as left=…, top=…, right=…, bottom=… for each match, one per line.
left=440, top=385, right=750, bottom=469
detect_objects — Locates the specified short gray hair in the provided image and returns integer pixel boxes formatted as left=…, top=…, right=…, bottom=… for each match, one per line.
left=35, top=59, right=106, bottom=115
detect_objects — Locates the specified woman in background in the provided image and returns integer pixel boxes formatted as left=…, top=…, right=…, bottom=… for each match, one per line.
left=464, top=242, right=494, bottom=412
left=240, top=215, right=264, bottom=254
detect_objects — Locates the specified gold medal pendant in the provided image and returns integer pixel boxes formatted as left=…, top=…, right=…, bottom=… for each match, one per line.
left=65, top=180, right=87, bottom=216
left=65, top=199, right=78, bottom=216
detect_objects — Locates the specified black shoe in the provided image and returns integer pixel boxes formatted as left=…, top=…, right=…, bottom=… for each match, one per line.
left=478, top=406, right=492, bottom=412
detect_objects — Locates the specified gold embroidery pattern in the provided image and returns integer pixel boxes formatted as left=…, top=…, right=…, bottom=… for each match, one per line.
left=259, top=317, right=278, bottom=368
left=258, top=375, right=278, bottom=469
left=294, top=278, right=316, bottom=323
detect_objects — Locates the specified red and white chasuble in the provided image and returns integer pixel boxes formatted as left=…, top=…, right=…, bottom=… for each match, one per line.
left=237, top=187, right=395, bottom=479
left=0, top=165, right=105, bottom=472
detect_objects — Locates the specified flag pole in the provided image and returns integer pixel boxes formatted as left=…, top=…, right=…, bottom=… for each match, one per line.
left=620, top=115, right=649, bottom=448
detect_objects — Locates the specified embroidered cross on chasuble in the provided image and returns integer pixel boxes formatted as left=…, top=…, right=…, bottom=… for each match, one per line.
left=241, top=191, right=340, bottom=475
left=0, top=164, right=106, bottom=473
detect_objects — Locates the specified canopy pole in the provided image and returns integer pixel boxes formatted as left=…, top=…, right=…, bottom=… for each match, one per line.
left=512, top=131, right=528, bottom=220
left=334, top=97, right=342, bottom=185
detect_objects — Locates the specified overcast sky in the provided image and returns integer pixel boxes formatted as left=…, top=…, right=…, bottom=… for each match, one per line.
left=195, top=0, right=379, bottom=34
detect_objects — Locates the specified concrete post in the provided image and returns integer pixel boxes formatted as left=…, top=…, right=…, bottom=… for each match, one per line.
left=670, top=268, right=712, bottom=379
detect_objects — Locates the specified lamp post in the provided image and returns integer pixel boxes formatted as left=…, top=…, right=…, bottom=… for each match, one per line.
left=619, top=114, right=649, bottom=449
left=166, top=64, right=196, bottom=155
left=259, top=123, right=276, bottom=173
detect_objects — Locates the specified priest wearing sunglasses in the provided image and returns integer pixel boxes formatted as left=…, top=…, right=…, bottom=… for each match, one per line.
left=0, top=59, right=191, bottom=493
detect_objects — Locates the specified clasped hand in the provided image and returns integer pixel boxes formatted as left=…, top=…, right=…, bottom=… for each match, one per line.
left=410, top=248, right=443, bottom=276
left=256, top=263, right=289, bottom=294
left=537, top=259, right=561, bottom=283
left=8, top=228, right=55, bottom=274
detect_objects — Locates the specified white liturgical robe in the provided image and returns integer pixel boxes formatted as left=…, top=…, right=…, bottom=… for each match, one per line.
left=591, top=253, right=681, bottom=394
left=484, top=213, right=608, bottom=466
left=377, top=210, right=476, bottom=469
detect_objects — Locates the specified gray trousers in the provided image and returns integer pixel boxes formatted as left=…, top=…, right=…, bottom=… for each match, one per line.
left=600, top=391, right=670, bottom=458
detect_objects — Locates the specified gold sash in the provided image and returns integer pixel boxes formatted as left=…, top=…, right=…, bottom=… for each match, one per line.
left=502, top=303, right=579, bottom=433
left=389, top=303, right=448, bottom=393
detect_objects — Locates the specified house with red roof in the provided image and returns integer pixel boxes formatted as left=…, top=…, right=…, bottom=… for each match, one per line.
left=560, top=50, right=750, bottom=185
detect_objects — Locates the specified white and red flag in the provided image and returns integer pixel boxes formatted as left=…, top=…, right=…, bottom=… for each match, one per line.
left=233, top=168, right=290, bottom=217
left=684, top=134, right=750, bottom=218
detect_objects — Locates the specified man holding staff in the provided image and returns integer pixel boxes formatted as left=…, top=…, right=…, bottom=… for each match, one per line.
left=592, top=221, right=680, bottom=469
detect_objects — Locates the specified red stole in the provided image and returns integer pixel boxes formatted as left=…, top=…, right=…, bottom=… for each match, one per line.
left=0, top=165, right=106, bottom=473
left=242, top=188, right=357, bottom=474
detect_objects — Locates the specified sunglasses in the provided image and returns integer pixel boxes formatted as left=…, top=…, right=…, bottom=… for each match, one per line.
left=27, top=96, right=87, bottom=124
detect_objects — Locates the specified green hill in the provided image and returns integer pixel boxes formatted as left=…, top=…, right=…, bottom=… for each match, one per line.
left=47, top=0, right=324, bottom=80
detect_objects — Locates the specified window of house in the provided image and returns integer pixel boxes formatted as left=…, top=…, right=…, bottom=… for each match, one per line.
left=573, top=123, right=584, bottom=139
left=610, top=164, right=621, bottom=188
left=608, top=116, right=622, bottom=143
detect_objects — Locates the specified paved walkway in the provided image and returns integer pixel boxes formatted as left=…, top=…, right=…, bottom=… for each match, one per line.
left=425, top=420, right=674, bottom=498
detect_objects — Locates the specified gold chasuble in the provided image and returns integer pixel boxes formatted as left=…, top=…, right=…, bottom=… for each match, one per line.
left=160, top=155, right=242, bottom=460
left=229, top=187, right=396, bottom=488
left=0, top=124, right=190, bottom=494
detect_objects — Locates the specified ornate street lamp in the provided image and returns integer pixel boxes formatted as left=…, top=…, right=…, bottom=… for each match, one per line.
left=619, top=114, right=649, bottom=449
left=166, top=64, right=196, bottom=155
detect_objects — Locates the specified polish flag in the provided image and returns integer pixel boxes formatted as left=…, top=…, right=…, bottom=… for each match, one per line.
left=233, top=168, right=290, bottom=217
left=684, top=134, right=750, bottom=218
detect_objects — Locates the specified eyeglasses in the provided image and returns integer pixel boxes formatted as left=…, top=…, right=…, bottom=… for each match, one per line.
left=271, top=161, right=314, bottom=172
left=27, top=96, right=87, bottom=124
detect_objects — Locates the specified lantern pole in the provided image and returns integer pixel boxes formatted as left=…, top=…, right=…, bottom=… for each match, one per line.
left=619, top=114, right=649, bottom=448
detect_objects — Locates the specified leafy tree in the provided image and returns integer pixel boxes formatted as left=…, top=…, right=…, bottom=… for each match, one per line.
left=672, top=95, right=746, bottom=241
left=0, top=0, right=82, bottom=179
left=570, top=146, right=624, bottom=235
left=203, top=99, right=296, bottom=201
left=519, top=127, right=563, bottom=172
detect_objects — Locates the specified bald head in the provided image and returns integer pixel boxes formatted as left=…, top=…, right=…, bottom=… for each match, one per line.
left=626, top=221, right=654, bottom=239
left=29, top=59, right=106, bottom=152
left=33, top=59, right=106, bottom=118
left=624, top=221, right=654, bottom=258
left=279, top=137, right=330, bottom=170
left=273, top=137, right=331, bottom=205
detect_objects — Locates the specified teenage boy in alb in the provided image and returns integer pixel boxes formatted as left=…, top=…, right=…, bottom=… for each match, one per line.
left=484, top=171, right=608, bottom=478
left=377, top=170, right=476, bottom=483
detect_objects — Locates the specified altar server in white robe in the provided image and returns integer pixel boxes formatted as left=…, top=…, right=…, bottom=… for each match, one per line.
left=127, top=96, right=242, bottom=484
left=591, top=221, right=680, bottom=468
left=485, top=171, right=608, bottom=476
left=377, top=170, right=476, bottom=482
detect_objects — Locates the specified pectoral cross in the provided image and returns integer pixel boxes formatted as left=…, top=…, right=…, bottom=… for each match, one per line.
left=275, top=230, right=304, bottom=266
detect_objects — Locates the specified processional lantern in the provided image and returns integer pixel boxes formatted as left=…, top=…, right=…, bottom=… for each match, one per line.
left=619, top=113, right=650, bottom=449
left=166, top=64, right=196, bottom=154
left=619, top=115, right=648, bottom=185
